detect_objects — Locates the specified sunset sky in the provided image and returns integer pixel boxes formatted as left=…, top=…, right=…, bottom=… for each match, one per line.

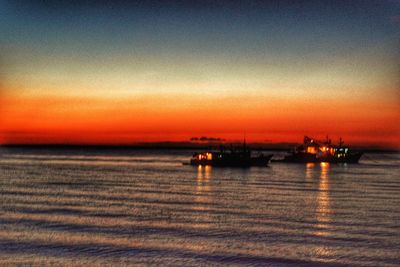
left=0, top=0, right=399, bottom=147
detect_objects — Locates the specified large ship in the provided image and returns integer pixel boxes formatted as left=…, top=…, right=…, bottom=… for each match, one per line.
left=275, top=136, right=363, bottom=163
left=190, top=142, right=273, bottom=167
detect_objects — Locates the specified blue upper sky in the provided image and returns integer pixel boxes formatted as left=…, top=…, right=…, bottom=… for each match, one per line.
left=1, top=0, right=398, bottom=75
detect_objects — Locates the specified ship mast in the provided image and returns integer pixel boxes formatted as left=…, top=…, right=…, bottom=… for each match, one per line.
left=339, top=137, right=344, bottom=148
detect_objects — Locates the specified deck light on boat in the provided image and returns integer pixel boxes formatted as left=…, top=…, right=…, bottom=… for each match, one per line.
left=307, top=146, right=317, bottom=154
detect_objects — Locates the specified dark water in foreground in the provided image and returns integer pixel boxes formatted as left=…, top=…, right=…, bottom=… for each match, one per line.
left=0, top=148, right=399, bottom=266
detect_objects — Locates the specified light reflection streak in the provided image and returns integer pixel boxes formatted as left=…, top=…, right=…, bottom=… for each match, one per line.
left=316, top=162, right=331, bottom=229
left=306, top=163, right=315, bottom=179
left=314, top=162, right=332, bottom=259
left=193, top=165, right=213, bottom=229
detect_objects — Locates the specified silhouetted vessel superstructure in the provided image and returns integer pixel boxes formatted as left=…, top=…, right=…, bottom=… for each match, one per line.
left=190, top=141, right=272, bottom=167
left=276, top=136, right=362, bottom=163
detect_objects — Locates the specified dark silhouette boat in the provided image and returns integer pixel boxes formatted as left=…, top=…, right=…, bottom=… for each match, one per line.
left=190, top=141, right=273, bottom=167
left=274, top=136, right=363, bottom=164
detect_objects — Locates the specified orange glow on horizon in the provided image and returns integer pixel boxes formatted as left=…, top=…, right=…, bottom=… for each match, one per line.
left=1, top=83, right=399, bottom=148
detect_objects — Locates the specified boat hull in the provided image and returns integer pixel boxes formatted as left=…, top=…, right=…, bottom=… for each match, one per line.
left=190, top=154, right=273, bottom=167
left=332, top=152, right=363, bottom=163
left=273, top=152, right=363, bottom=164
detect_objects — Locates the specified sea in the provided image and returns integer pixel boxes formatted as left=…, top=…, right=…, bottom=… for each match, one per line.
left=0, top=147, right=399, bottom=266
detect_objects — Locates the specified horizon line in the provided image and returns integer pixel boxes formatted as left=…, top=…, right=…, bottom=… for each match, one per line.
left=1, top=141, right=398, bottom=153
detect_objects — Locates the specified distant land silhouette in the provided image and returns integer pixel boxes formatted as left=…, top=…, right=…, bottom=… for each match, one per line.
left=190, top=136, right=226, bottom=142
left=1, top=141, right=398, bottom=153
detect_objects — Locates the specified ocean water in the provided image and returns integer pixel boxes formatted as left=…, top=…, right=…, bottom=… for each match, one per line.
left=0, top=148, right=399, bottom=266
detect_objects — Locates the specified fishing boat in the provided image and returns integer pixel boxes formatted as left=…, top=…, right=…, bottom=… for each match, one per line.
left=190, top=141, right=273, bottom=167
left=274, top=136, right=363, bottom=163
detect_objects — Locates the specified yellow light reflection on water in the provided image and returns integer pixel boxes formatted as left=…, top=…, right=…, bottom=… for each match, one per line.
left=313, top=162, right=332, bottom=259
left=316, top=162, right=331, bottom=230
left=194, top=165, right=212, bottom=224
left=204, top=165, right=212, bottom=181
left=197, top=165, right=203, bottom=179
left=306, top=163, right=315, bottom=179
left=320, top=162, right=329, bottom=180
left=196, top=165, right=212, bottom=182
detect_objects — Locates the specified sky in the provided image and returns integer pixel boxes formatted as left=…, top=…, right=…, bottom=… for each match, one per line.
left=0, top=0, right=399, bottom=147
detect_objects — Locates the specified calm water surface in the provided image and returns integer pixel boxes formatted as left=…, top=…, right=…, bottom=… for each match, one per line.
left=0, top=148, right=399, bottom=266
